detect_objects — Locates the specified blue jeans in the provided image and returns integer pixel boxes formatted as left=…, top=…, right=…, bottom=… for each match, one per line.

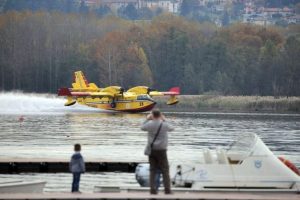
left=72, top=172, right=81, bottom=192
left=155, top=169, right=161, bottom=191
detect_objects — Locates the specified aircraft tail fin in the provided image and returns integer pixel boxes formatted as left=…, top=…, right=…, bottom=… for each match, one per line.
left=162, top=87, right=180, bottom=95
left=163, top=87, right=180, bottom=105
left=72, top=71, right=99, bottom=91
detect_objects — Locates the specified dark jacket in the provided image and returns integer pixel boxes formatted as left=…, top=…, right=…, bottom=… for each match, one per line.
left=69, top=152, right=85, bottom=173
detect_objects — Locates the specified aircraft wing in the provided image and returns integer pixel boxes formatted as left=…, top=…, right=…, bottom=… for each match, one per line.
left=89, top=92, right=115, bottom=98
left=149, top=87, right=180, bottom=96
left=58, top=88, right=115, bottom=98
left=148, top=91, right=163, bottom=96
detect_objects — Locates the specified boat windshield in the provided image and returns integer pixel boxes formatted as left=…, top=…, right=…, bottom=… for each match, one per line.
left=227, top=133, right=257, bottom=158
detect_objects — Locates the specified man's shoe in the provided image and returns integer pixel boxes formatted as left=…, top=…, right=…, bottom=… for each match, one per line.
left=150, top=191, right=157, bottom=195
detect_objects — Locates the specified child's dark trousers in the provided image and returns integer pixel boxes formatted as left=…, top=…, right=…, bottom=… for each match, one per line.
left=72, top=172, right=81, bottom=192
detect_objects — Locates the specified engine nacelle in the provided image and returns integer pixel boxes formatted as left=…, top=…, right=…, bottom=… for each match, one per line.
left=127, top=86, right=150, bottom=95
left=101, top=86, right=124, bottom=94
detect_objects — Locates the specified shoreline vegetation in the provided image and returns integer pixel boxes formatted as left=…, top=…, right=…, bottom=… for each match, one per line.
left=1, top=92, right=299, bottom=113
left=155, top=95, right=300, bottom=113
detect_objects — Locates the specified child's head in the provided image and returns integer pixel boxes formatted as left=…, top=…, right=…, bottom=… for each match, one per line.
left=74, top=144, right=81, bottom=152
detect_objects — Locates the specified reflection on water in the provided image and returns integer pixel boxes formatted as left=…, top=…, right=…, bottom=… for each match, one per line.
left=0, top=93, right=299, bottom=192
left=0, top=112, right=299, bottom=192
left=2, top=112, right=298, bottom=164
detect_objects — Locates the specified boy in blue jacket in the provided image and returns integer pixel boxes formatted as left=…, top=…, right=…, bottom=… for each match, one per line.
left=70, top=144, right=85, bottom=193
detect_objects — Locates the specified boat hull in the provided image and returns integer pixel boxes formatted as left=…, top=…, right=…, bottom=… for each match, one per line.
left=135, top=134, right=300, bottom=192
left=77, top=97, right=156, bottom=112
left=0, top=181, right=46, bottom=193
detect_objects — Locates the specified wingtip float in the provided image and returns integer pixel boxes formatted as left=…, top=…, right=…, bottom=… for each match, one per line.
left=58, top=71, right=180, bottom=113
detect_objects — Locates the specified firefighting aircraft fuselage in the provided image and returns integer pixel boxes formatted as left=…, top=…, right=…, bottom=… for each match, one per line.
left=58, top=71, right=180, bottom=112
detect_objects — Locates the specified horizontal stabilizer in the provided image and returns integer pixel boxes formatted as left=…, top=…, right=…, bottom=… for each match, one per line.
left=58, top=88, right=72, bottom=96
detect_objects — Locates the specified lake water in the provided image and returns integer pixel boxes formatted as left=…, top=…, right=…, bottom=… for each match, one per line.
left=0, top=92, right=299, bottom=192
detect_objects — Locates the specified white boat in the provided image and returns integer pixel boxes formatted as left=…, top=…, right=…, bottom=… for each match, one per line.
left=0, top=180, right=46, bottom=193
left=135, top=133, right=300, bottom=191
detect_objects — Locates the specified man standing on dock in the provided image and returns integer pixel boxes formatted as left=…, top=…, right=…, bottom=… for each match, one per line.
left=141, top=109, right=174, bottom=195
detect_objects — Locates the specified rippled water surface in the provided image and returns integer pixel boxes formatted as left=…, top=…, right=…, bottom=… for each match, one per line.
left=0, top=93, right=299, bottom=192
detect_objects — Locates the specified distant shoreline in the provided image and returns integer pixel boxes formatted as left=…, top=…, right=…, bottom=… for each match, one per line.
left=155, top=95, right=300, bottom=113
left=1, top=92, right=299, bottom=114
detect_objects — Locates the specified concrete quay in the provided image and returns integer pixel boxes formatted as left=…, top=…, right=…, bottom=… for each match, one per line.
left=0, top=191, right=299, bottom=200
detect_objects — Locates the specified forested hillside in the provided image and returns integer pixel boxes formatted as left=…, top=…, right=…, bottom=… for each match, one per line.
left=0, top=11, right=299, bottom=96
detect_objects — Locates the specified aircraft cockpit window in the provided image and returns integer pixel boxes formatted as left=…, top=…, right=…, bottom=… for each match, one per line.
left=137, top=95, right=151, bottom=100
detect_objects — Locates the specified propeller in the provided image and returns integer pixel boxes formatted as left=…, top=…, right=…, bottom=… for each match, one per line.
left=147, top=87, right=155, bottom=94
left=120, top=87, right=125, bottom=97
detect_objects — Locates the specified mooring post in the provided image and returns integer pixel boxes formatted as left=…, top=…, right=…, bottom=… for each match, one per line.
left=39, top=162, right=48, bottom=172
left=8, top=162, right=18, bottom=173
left=99, top=163, right=107, bottom=171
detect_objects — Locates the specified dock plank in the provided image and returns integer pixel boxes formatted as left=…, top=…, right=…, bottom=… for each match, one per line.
left=0, top=192, right=299, bottom=200
left=0, top=159, right=144, bottom=173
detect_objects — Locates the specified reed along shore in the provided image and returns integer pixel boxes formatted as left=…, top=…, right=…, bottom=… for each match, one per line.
left=155, top=95, right=300, bottom=113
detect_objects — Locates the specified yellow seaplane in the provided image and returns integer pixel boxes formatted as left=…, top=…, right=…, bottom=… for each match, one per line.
left=58, top=71, right=180, bottom=112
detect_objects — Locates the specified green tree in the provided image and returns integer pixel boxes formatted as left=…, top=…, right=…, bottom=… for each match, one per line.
left=221, top=11, right=230, bottom=26
left=95, top=5, right=112, bottom=17
left=118, top=3, right=138, bottom=20
left=200, top=40, right=230, bottom=92
left=258, top=40, right=279, bottom=96
left=296, top=3, right=300, bottom=14
left=180, top=0, right=199, bottom=17
left=282, top=36, right=300, bottom=96
left=181, top=64, right=199, bottom=94
left=138, top=7, right=154, bottom=20
left=79, top=0, right=89, bottom=14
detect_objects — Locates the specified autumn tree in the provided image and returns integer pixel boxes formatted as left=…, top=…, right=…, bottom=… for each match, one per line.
left=93, top=30, right=152, bottom=87
left=0, top=11, right=299, bottom=96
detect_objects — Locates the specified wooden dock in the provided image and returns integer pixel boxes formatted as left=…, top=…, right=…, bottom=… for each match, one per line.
left=0, top=159, right=142, bottom=173
left=0, top=191, right=299, bottom=200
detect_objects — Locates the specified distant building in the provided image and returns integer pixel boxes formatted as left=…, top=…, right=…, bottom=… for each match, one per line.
left=242, top=13, right=273, bottom=26
left=142, top=0, right=180, bottom=13
left=251, top=17, right=273, bottom=26
left=198, top=0, right=232, bottom=5
left=84, top=0, right=99, bottom=7
left=84, top=0, right=140, bottom=9
left=101, top=0, right=140, bottom=9
left=83, top=0, right=180, bottom=13
left=285, top=15, right=300, bottom=24
left=81, top=0, right=299, bottom=25
left=244, top=1, right=255, bottom=14
left=261, top=7, right=294, bottom=18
